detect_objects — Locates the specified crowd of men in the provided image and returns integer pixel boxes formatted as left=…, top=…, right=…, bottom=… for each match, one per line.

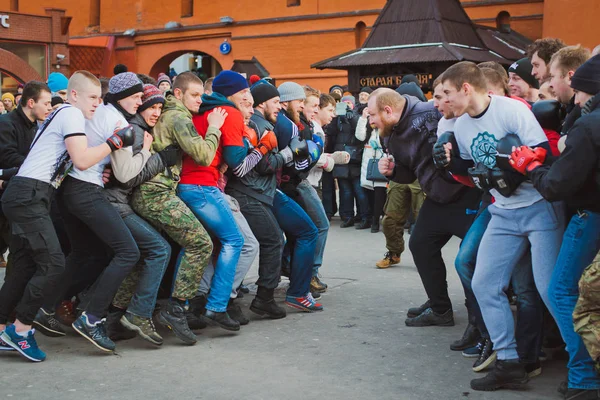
left=0, top=38, right=599, bottom=399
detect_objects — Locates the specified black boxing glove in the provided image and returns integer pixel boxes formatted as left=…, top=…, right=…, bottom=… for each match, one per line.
left=289, top=136, right=309, bottom=161
left=433, top=131, right=459, bottom=169
left=495, top=133, right=522, bottom=171
left=106, top=125, right=135, bottom=151
left=468, top=162, right=492, bottom=191
left=0, top=167, right=18, bottom=180
left=532, top=100, right=566, bottom=133
left=158, top=145, right=181, bottom=167
left=489, top=167, right=526, bottom=197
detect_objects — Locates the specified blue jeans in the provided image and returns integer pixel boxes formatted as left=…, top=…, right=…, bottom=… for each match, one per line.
left=338, top=176, right=371, bottom=220
left=296, top=180, right=330, bottom=276
left=177, top=185, right=243, bottom=313
left=122, top=213, right=171, bottom=318
left=271, top=190, right=317, bottom=298
left=548, top=211, right=600, bottom=390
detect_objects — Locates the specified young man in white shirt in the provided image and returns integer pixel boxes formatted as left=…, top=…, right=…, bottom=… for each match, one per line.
left=39, top=73, right=145, bottom=353
left=0, top=71, right=134, bottom=362
left=441, top=61, right=565, bottom=391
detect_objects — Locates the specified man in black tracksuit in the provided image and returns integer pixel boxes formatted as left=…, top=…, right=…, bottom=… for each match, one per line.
left=370, top=88, right=482, bottom=327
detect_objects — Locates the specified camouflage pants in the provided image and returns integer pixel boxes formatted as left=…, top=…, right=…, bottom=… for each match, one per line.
left=130, top=185, right=213, bottom=300
left=381, top=180, right=425, bottom=255
left=574, top=250, right=600, bottom=372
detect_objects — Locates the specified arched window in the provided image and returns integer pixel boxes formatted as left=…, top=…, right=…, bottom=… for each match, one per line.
left=496, top=11, right=511, bottom=33
left=355, top=21, right=367, bottom=48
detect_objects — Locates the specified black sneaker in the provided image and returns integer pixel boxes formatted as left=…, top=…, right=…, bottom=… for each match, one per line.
left=227, top=301, right=249, bottom=326
left=355, top=219, right=370, bottom=230
left=470, top=359, right=529, bottom=391
left=106, top=310, right=136, bottom=341
left=33, top=308, right=66, bottom=337
left=186, top=295, right=208, bottom=330
left=158, top=300, right=197, bottom=345
left=340, top=218, right=355, bottom=228
left=473, top=338, right=497, bottom=372
left=371, top=218, right=380, bottom=233
left=524, top=361, right=542, bottom=378
left=310, top=290, right=322, bottom=300
left=405, top=308, right=454, bottom=327
left=72, top=312, right=115, bottom=352
left=250, top=297, right=287, bottom=319
left=407, top=300, right=431, bottom=318
left=450, top=323, right=480, bottom=351
left=201, top=310, right=240, bottom=332
left=564, top=388, right=600, bottom=399
left=558, top=380, right=568, bottom=396
left=239, top=284, right=250, bottom=294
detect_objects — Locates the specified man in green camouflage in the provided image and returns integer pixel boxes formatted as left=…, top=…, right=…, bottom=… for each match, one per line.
left=131, top=72, right=227, bottom=345
left=574, top=250, right=600, bottom=372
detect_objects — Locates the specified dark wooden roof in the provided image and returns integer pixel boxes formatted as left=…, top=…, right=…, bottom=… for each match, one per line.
left=231, top=57, right=270, bottom=77
left=312, top=0, right=531, bottom=70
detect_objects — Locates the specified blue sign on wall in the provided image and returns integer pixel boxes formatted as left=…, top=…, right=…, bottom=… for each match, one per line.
left=220, top=40, right=232, bottom=55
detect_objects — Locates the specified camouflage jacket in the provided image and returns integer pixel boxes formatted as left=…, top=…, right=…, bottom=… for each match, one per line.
left=140, top=94, right=222, bottom=191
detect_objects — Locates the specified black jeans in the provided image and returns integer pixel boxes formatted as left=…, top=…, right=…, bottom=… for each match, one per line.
left=228, top=189, right=284, bottom=291
left=408, top=187, right=481, bottom=314
left=0, top=177, right=64, bottom=325
left=366, top=187, right=387, bottom=222
left=321, top=171, right=337, bottom=218
left=47, top=177, right=139, bottom=318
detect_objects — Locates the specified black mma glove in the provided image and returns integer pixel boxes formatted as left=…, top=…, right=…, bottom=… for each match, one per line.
left=468, top=162, right=492, bottom=191
left=289, top=136, right=309, bottom=161
left=489, top=167, right=526, bottom=197
left=106, top=125, right=135, bottom=151
left=0, top=167, right=18, bottom=180
left=432, top=131, right=458, bottom=169
left=158, top=145, right=181, bottom=167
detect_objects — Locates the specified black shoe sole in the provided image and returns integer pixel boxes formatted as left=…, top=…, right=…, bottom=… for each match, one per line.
left=470, top=378, right=529, bottom=391
left=199, top=315, right=240, bottom=332
left=450, top=340, right=481, bottom=351
left=249, top=304, right=287, bottom=320
left=157, top=313, right=197, bottom=345
left=405, top=319, right=455, bottom=327
left=119, top=315, right=163, bottom=346
left=33, top=321, right=66, bottom=338
left=71, top=321, right=115, bottom=353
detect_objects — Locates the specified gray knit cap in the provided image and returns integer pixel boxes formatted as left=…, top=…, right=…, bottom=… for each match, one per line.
left=278, top=82, right=306, bottom=102
left=108, top=72, right=144, bottom=101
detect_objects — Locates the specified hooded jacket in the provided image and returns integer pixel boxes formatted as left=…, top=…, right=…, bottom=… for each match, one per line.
left=386, top=95, right=466, bottom=204
left=104, top=113, right=166, bottom=217
left=182, top=92, right=247, bottom=186
left=529, top=93, right=600, bottom=212
left=0, top=106, right=38, bottom=168
left=138, top=94, right=221, bottom=191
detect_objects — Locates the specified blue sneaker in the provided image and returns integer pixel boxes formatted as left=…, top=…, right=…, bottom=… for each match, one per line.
left=1, top=325, right=46, bottom=362
left=0, top=332, right=16, bottom=351
left=462, top=340, right=483, bottom=358
left=285, top=293, right=324, bottom=312
left=72, top=312, right=115, bottom=352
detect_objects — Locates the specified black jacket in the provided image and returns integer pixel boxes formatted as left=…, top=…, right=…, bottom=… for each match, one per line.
left=529, top=93, right=600, bottom=213
left=0, top=106, right=38, bottom=169
left=325, top=107, right=363, bottom=179
left=562, top=96, right=582, bottom=136
left=385, top=95, right=467, bottom=204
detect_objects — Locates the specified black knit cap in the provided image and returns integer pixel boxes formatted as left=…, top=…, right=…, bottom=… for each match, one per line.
left=360, top=87, right=373, bottom=94
left=251, top=82, right=280, bottom=108
left=508, top=58, right=540, bottom=89
left=571, top=54, right=600, bottom=95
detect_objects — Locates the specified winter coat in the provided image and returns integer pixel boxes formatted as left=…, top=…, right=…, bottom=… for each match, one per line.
left=355, top=117, right=386, bottom=190
left=0, top=106, right=38, bottom=168
left=325, top=107, right=363, bottom=179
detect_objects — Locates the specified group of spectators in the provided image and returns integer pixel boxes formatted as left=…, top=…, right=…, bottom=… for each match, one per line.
left=0, top=37, right=599, bottom=399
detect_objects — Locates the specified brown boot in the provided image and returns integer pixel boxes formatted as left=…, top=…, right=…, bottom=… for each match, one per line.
left=376, top=252, right=400, bottom=269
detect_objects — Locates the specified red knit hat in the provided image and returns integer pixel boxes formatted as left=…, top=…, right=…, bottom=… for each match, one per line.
left=249, top=75, right=261, bottom=86
left=139, top=84, right=165, bottom=112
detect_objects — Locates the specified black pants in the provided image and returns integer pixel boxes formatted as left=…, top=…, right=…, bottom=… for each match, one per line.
left=366, top=187, right=387, bottom=222
left=0, top=177, right=64, bottom=325
left=408, top=187, right=481, bottom=314
left=45, top=177, right=139, bottom=318
left=228, top=189, right=284, bottom=290
left=321, top=171, right=337, bottom=218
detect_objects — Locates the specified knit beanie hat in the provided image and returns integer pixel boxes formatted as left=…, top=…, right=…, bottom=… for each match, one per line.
left=401, top=74, right=420, bottom=85
left=341, top=95, right=356, bottom=107
left=360, top=87, right=373, bottom=94
left=249, top=75, right=261, bottom=86
left=251, top=83, right=280, bottom=107
left=1, top=93, right=15, bottom=103
left=138, top=84, right=165, bottom=113
left=329, top=85, right=344, bottom=94
left=508, top=58, right=540, bottom=89
left=212, top=70, right=249, bottom=97
left=108, top=72, right=144, bottom=102
left=157, top=73, right=171, bottom=87
left=570, top=54, right=600, bottom=96
left=396, top=82, right=427, bottom=102
left=47, top=72, right=69, bottom=93
left=278, top=82, right=305, bottom=102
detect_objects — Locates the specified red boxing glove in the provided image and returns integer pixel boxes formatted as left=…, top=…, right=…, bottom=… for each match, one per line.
left=256, top=131, right=278, bottom=156
left=243, top=125, right=258, bottom=147
left=509, top=146, right=546, bottom=175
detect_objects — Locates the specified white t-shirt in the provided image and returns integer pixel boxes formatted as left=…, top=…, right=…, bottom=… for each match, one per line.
left=18, top=104, right=86, bottom=188
left=437, top=117, right=456, bottom=135
left=69, top=103, right=128, bottom=187
left=454, top=95, right=547, bottom=209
